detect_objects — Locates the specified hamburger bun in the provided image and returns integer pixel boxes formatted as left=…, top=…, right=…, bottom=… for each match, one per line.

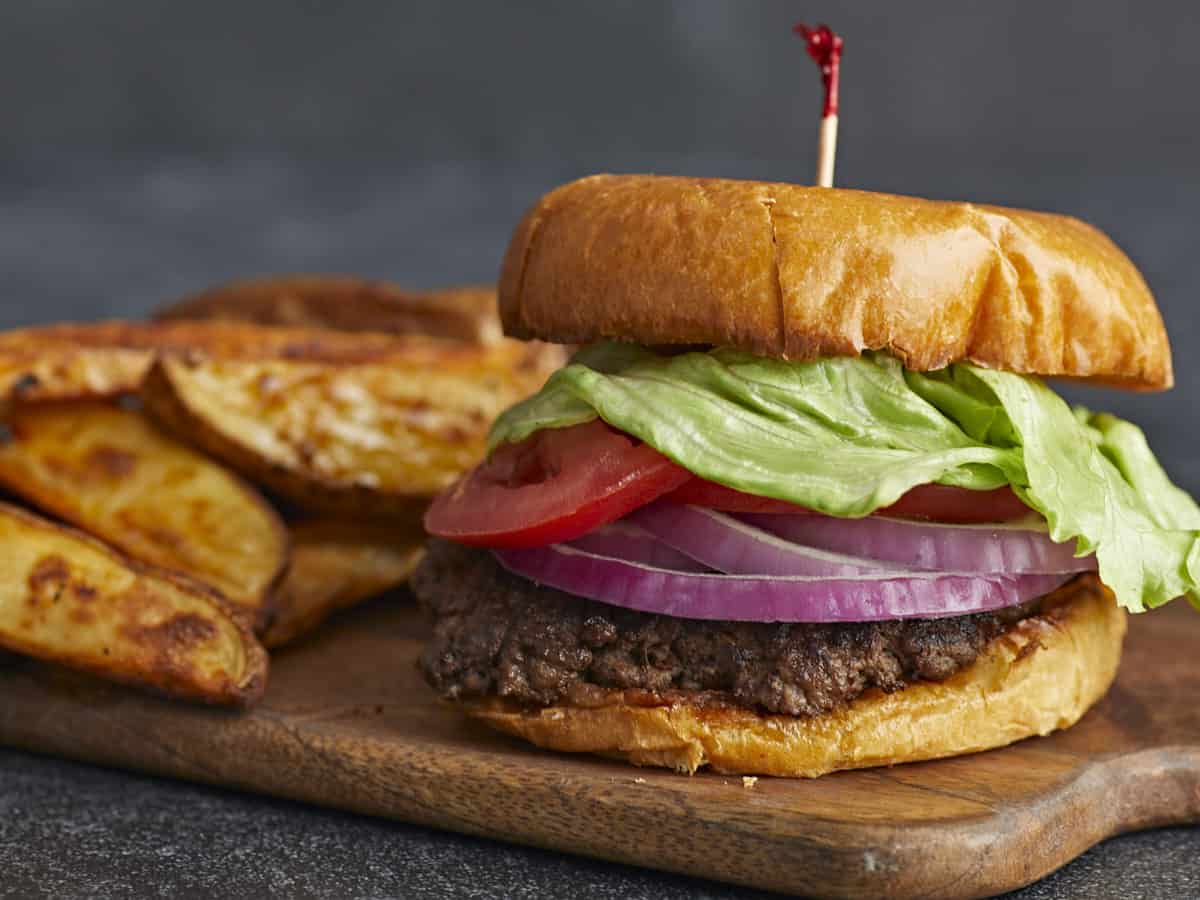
left=500, top=175, right=1170, bottom=390
left=463, top=575, right=1125, bottom=777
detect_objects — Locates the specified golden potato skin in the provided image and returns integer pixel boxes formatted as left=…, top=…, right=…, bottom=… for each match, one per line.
left=155, top=275, right=505, bottom=346
left=264, top=518, right=425, bottom=650
left=0, top=319, right=562, bottom=405
left=0, top=319, right=560, bottom=517
left=140, top=335, right=559, bottom=517
left=0, top=502, right=267, bottom=707
left=0, top=401, right=288, bottom=626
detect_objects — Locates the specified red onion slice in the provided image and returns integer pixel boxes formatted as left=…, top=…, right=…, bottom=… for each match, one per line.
left=742, top=512, right=1096, bottom=575
left=493, top=544, right=1072, bottom=622
left=631, top=503, right=893, bottom=576
left=566, top=521, right=708, bottom=572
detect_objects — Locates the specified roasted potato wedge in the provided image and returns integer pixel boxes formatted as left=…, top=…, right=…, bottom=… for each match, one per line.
left=140, top=335, right=560, bottom=516
left=0, top=319, right=561, bottom=515
left=155, top=275, right=504, bottom=345
left=0, top=326, right=152, bottom=405
left=0, top=319, right=554, bottom=406
left=0, top=401, right=287, bottom=624
left=0, top=502, right=266, bottom=706
left=264, top=519, right=425, bottom=649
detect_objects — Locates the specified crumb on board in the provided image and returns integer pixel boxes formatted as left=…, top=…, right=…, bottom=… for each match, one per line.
left=634, top=777, right=647, bottom=784
left=742, top=776, right=759, bottom=789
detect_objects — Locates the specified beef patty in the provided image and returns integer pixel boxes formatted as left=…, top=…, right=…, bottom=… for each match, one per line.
left=415, top=539, right=1045, bottom=717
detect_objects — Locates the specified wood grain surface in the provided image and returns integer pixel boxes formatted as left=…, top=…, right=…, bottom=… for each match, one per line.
left=0, top=593, right=1197, bottom=899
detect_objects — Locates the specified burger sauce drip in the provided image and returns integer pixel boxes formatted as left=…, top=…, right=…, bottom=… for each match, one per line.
left=793, top=23, right=843, bottom=117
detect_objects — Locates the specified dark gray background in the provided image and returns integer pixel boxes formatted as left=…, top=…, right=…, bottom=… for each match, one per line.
left=1, top=2, right=1198, bottom=897
left=2, top=0, right=1197, bottom=489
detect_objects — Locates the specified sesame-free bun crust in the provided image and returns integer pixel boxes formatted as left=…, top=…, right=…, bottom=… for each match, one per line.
left=500, top=175, right=1171, bottom=390
left=464, top=576, right=1125, bottom=777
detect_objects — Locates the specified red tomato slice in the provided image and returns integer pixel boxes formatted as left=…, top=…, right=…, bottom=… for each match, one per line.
left=667, top=479, right=1031, bottom=523
left=425, top=420, right=691, bottom=548
left=665, top=479, right=811, bottom=514
left=878, top=483, right=1032, bottom=523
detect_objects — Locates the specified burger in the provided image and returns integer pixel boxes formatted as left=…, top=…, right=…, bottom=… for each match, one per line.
left=413, top=174, right=1197, bottom=777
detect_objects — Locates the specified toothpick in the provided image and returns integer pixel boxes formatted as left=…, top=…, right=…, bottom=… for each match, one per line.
left=793, top=23, right=844, bottom=188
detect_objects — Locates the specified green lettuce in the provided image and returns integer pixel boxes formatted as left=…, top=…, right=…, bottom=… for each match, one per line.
left=490, top=343, right=1200, bottom=613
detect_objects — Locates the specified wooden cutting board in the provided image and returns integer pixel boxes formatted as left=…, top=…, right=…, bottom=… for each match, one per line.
left=0, top=593, right=1197, bottom=899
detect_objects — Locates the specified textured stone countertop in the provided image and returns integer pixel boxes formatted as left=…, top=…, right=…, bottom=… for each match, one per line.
left=1, top=156, right=1198, bottom=898
left=1, top=748, right=1198, bottom=899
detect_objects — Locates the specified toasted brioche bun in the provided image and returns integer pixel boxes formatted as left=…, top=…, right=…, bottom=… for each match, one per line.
left=500, top=175, right=1170, bottom=390
left=464, top=576, right=1124, bottom=777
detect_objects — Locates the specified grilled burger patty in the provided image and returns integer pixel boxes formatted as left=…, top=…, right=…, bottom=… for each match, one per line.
left=415, top=539, right=1044, bottom=717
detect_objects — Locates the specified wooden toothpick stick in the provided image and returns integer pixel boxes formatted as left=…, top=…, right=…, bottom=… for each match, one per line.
left=793, top=23, right=844, bottom=188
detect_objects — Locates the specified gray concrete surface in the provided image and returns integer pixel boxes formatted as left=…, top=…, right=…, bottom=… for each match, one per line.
left=1, top=747, right=1197, bottom=900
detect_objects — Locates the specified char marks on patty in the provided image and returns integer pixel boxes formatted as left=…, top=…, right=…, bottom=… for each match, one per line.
left=415, top=539, right=1043, bottom=717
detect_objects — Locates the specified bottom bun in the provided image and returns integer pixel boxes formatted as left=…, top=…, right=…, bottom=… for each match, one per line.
left=464, top=576, right=1126, bottom=777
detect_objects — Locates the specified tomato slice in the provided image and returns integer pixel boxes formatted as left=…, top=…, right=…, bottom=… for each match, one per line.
left=425, top=420, right=691, bottom=548
left=430, top=422, right=1035, bottom=549
left=667, top=479, right=1031, bottom=523
left=877, top=483, right=1032, bottom=523
left=665, top=479, right=812, bottom=514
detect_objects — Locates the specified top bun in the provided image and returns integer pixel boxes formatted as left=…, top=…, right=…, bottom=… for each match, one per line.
left=499, top=175, right=1171, bottom=390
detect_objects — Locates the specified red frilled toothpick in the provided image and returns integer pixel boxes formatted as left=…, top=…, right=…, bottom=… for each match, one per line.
left=793, top=23, right=844, bottom=188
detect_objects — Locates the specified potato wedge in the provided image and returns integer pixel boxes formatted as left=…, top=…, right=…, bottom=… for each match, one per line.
left=0, top=502, right=266, bottom=706
left=0, top=325, right=152, bottom=405
left=155, top=275, right=504, bottom=345
left=0, top=401, right=287, bottom=624
left=140, top=335, right=559, bottom=516
left=264, top=519, right=425, bottom=649
left=0, top=319, right=557, bottom=406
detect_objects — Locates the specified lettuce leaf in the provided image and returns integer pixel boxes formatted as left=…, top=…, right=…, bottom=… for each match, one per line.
left=490, top=343, right=1200, bottom=612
